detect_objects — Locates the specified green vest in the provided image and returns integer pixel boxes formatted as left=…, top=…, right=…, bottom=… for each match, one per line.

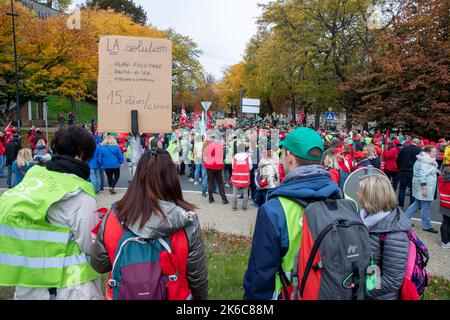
left=224, top=140, right=235, bottom=165
left=274, top=197, right=304, bottom=299
left=0, top=166, right=99, bottom=288
left=167, top=141, right=180, bottom=163
left=147, top=136, right=155, bottom=149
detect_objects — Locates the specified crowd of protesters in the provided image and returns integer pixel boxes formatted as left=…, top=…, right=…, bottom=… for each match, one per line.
left=0, top=113, right=449, bottom=300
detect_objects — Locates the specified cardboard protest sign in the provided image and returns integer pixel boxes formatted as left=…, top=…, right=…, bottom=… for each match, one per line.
left=216, top=118, right=237, bottom=127
left=98, top=36, right=172, bottom=133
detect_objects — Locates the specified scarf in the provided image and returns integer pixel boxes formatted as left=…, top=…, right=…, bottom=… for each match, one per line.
left=46, top=155, right=90, bottom=181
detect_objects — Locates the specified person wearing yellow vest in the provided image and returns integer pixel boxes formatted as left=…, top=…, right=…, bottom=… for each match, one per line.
left=243, top=127, right=341, bottom=299
left=0, top=126, right=102, bottom=300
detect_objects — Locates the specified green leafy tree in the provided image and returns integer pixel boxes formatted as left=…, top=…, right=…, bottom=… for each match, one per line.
left=86, top=0, right=147, bottom=25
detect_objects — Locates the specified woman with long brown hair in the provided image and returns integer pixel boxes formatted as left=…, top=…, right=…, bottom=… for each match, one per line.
left=90, top=148, right=208, bottom=300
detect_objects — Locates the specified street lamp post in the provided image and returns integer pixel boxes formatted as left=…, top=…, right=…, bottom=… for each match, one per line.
left=7, top=0, right=21, bottom=133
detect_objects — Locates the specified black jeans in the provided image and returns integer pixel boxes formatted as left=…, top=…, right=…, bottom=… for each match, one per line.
left=398, top=172, right=415, bottom=208
left=180, top=162, right=186, bottom=175
left=207, top=169, right=227, bottom=201
left=385, top=170, right=399, bottom=191
left=441, top=215, right=450, bottom=244
left=105, top=168, right=120, bottom=189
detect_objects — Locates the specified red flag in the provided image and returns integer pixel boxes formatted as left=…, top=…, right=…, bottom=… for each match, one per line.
left=298, top=108, right=305, bottom=126
left=206, top=109, right=212, bottom=128
left=180, top=104, right=191, bottom=128
left=193, top=102, right=200, bottom=125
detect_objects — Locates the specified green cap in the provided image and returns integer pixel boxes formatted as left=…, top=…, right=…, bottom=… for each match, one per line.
left=280, top=127, right=324, bottom=161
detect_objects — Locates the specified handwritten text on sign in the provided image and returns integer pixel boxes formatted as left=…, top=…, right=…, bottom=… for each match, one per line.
left=98, top=36, right=172, bottom=133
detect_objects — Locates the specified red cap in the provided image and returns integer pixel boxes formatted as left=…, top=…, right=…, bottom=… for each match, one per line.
left=391, top=139, right=402, bottom=145
left=438, top=138, right=445, bottom=143
left=423, top=139, right=430, bottom=145
left=333, top=147, right=344, bottom=155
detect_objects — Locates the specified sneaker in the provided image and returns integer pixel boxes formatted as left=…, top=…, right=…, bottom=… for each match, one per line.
left=188, top=178, right=194, bottom=182
left=232, top=207, right=237, bottom=211
left=441, top=242, right=450, bottom=249
left=225, top=183, right=230, bottom=188
left=423, top=228, right=438, bottom=234
left=194, top=181, right=198, bottom=186
left=243, top=207, right=247, bottom=211
left=209, top=198, right=215, bottom=203
left=202, top=192, right=207, bottom=197
left=222, top=199, right=229, bottom=205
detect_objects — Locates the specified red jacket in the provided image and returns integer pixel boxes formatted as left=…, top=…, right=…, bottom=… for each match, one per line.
left=203, top=141, right=224, bottom=170
left=328, top=168, right=340, bottom=184
left=384, top=146, right=399, bottom=172
left=438, top=176, right=450, bottom=209
left=338, top=155, right=353, bottom=174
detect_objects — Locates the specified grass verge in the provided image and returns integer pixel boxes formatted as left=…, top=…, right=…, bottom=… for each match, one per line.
left=0, top=230, right=448, bottom=300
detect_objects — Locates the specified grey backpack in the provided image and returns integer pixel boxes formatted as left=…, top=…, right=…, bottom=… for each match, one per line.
left=279, top=199, right=371, bottom=300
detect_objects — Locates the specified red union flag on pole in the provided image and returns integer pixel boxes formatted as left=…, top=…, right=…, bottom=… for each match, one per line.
left=206, top=108, right=213, bottom=128
left=193, top=102, right=200, bottom=125
left=298, top=108, right=305, bottom=126
left=180, top=104, right=191, bottom=128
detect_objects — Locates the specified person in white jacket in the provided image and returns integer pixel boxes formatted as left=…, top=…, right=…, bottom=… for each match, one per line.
left=254, top=150, right=279, bottom=206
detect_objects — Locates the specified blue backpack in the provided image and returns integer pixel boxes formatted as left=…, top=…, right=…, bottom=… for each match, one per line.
left=108, top=223, right=174, bottom=300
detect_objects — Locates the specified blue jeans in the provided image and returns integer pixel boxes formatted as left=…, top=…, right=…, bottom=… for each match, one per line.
left=405, top=199, right=433, bottom=230
left=195, top=164, right=216, bottom=194
left=0, top=155, right=5, bottom=177
left=194, top=164, right=205, bottom=183
left=99, top=169, right=106, bottom=190
left=90, top=168, right=101, bottom=193
left=6, top=165, right=12, bottom=188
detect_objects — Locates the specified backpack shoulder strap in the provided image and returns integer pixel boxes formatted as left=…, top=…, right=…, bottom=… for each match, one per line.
left=110, top=203, right=126, bottom=232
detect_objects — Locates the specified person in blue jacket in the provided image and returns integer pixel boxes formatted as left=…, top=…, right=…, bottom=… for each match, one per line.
left=12, top=148, right=35, bottom=187
left=99, top=135, right=124, bottom=194
left=88, top=140, right=102, bottom=193
left=243, top=127, right=340, bottom=300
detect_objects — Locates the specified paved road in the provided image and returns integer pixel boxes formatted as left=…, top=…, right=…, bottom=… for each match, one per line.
left=0, top=165, right=443, bottom=224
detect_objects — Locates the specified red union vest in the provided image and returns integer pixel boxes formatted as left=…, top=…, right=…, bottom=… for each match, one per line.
left=102, top=206, right=191, bottom=300
left=438, top=176, right=450, bottom=209
left=231, top=155, right=250, bottom=187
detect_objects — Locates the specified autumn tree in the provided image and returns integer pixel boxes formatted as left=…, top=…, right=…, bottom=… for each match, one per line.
left=0, top=1, right=96, bottom=112
left=344, top=0, right=450, bottom=139
left=165, top=29, right=204, bottom=111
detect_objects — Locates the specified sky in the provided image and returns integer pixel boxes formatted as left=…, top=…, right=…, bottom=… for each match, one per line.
left=71, top=0, right=271, bottom=80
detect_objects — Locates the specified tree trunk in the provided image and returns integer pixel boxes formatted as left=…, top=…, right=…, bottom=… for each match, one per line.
left=314, top=107, right=321, bottom=129
left=71, top=95, right=76, bottom=115
left=291, top=93, right=296, bottom=123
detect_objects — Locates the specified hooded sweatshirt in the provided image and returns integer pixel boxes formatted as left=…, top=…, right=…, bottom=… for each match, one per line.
left=244, top=165, right=340, bottom=300
left=90, top=200, right=208, bottom=300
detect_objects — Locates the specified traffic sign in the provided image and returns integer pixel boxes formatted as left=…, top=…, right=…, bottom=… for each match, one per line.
left=201, top=101, right=212, bottom=112
left=325, top=112, right=335, bottom=120
left=242, top=98, right=260, bottom=114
